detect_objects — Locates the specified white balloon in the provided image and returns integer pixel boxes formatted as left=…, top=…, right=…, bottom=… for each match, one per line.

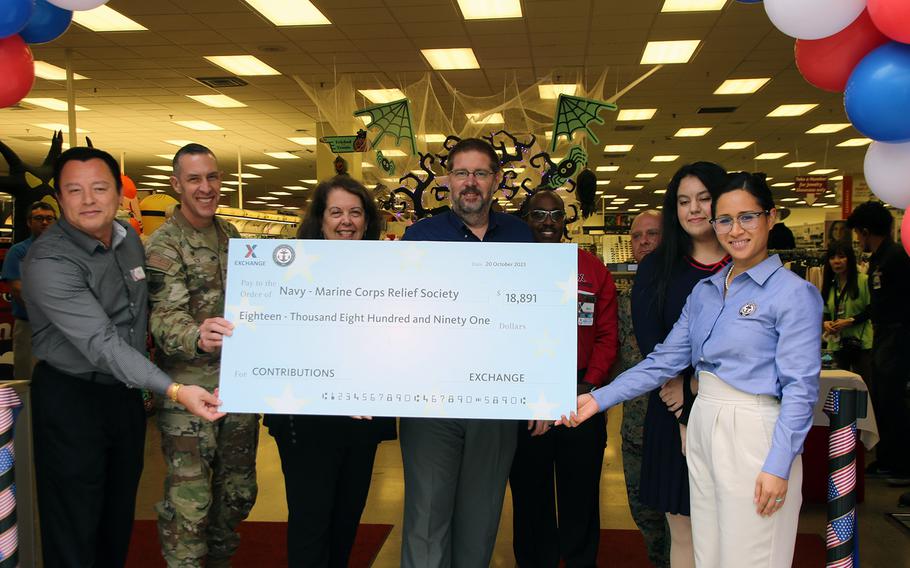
left=764, top=0, right=866, bottom=40
left=46, top=0, right=109, bottom=11
left=864, top=141, right=910, bottom=209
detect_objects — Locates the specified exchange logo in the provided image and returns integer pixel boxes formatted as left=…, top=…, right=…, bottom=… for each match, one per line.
left=245, top=244, right=257, bottom=258
left=273, top=244, right=296, bottom=267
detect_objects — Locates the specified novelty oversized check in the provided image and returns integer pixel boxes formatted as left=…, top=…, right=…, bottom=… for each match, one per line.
left=219, top=239, right=577, bottom=420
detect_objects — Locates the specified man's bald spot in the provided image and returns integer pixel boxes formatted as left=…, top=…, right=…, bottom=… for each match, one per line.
left=528, top=189, right=565, bottom=210
left=630, top=209, right=661, bottom=231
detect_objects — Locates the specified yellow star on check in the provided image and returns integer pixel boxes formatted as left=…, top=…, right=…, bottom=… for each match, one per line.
left=556, top=274, right=577, bottom=304
left=526, top=392, right=559, bottom=420
left=399, top=243, right=428, bottom=270
left=533, top=329, right=559, bottom=358
left=282, top=243, right=320, bottom=282
left=225, top=296, right=264, bottom=331
left=265, top=385, right=310, bottom=414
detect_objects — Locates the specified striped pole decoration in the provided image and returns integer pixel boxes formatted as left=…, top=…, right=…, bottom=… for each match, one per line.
left=0, top=387, right=21, bottom=568
left=823, top=388, right=862, bottom=568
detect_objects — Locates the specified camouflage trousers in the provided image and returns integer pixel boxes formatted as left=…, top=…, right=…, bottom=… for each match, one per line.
left=156, top=408, right=260, bottom=568
left=621, top=394, right=671, bottom=568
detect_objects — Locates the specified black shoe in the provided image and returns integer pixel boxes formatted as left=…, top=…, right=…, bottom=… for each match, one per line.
left=899, top=491, right=910, bottom=508
left=887, top=476, right=910, bottom=487
left=866, top=461, right=893, bottom=478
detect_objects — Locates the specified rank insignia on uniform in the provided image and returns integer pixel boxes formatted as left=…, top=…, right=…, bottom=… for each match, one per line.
left=739, top=302, right=757, bottom=317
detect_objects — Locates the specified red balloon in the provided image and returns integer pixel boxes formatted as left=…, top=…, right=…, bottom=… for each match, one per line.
left=795, top=10, right=889, bottom=93
left=868, top=0, right=910, bottom=44
left=902, top=209, right=910, bottom=257
left=121, top=174, right=137, bottom=199
left=0, top=35, right=34, bottom=108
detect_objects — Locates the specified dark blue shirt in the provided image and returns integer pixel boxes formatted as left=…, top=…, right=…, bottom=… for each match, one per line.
left=1, top=236, right=34, bottom=320
left=402, top=210, right=533, bottom=243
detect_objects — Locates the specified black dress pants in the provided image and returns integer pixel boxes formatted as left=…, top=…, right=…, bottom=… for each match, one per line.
left=272, top=431, right=379, bottom=568
left=509, top=412, right=607, bottom=568
left=31, top=363, right=146, bottom=568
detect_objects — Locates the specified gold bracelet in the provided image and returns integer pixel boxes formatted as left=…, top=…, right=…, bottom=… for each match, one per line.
left=168, top=383, right=183, bottom=403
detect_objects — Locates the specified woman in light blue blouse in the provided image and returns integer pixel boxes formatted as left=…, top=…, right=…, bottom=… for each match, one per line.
left=560, top=173, right=823, bottom=567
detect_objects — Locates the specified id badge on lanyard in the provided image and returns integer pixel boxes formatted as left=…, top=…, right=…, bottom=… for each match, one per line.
left=578, top=290, right=595, bottom=327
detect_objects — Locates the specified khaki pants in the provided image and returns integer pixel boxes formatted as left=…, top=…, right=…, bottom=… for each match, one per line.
left=13, top=318, right=36, bottom=380
left=687, top=372, right=802, bottom=568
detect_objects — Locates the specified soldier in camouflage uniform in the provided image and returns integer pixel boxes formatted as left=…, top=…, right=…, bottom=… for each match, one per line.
left=146, top=143, right=259, bottom=568
left=615, top=210, right=670, bottom=567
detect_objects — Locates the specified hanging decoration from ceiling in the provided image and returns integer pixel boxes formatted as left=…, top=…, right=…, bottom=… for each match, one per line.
left=549, top=94, right=617, bottom=152
left=319, top=129, right=370, bottom=153
left=0, top=131, right=62, bottom=241
left=354, top=98, right=418, bottom=156
left=533, top=146, right=588, bottom=190
left=575, top=169, right=598, bottom=219
left=390, top=153, right=449, bottom=219
left=375, top=150, right=396, bottom=176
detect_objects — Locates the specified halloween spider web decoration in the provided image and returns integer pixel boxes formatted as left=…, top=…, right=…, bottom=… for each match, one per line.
left=354, top=98, right=418, bottom=156
left=550, top=94, right=617, bottom=152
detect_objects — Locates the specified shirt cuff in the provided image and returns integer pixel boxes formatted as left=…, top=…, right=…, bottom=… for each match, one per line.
left=762, top=445, right=796, bottom=480
left=591, top=383, right=619, bottom=413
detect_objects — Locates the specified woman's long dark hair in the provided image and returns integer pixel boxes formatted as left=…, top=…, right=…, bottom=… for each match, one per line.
left=649, top=161, right=728, bottom=315
left=822, top=241, right=860, bottom=301
left=297, top=175, right=382, bottom=240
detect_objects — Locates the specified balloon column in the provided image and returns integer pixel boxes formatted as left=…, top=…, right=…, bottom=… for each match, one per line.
left=0, top=0, right=111, bottom=109
left=751, top=0, right=910, bottom=243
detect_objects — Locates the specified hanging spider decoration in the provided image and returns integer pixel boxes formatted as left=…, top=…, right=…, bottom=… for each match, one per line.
left=481, top=130, right=537, bottom=168
left=391, top=152, right=449, bottom=219
left=376, top=150, right=396, bottom=176
left=530, top=145, right=588, bottom=190
left=497, top=169, right=520, bottom=200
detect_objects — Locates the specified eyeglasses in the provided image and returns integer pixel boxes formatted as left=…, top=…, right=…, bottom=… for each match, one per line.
left=450, top=169, right=494, bottom=181
left=29, top=215, right=57, bottom=223
left=710, top=210, right=769, bottom=234
left=528, top=209, right=567, bottom=223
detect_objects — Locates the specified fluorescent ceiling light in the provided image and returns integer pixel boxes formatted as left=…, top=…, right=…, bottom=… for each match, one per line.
left=595, top=191, right=604, bottom=195
left=421, top=48, right=480, bottom=70
left=755, top=152, right=788, bottom=160
left=143, top=174, right=170, bottom=180
left=220, top=187, right=236, bottom=192
left=300, top=179, right=319, bottom=183
left=651, top=155, right=679, bottom=162
left=783, top=161, right=816, bottom=168
left=830, top=175, right=844, bottom=181
left=636, top=173, right=659, bottom=179
left=147, top=165, right=172, bottom=171
left=654, top=189, right=667, bottom=194
left=361, top=162, right=374, bottom=168
left=767, top=104, right=818, bottom=117
left=661, top=0, right=727, bottom=12
left=806, top=123, right=850, bottom=134
left=204, top=55, right=280, bottom=76
left=244, top=0, right=330, bottom=25
left=423, top=134, right=447, bottom=143
left=823, top=205, right=840, bottom=208
left=457, top=0, right=522, bottom=19
left=246, top=200, right=266, bottom=205
left=259, top=196, right=278, bottom=201
left=634, top=203, right=649, bottom=207
left=187, top=94, right=246, bottom=108
left=140, top=182, right=169, bottom=187
left=603, top=144, right=633, bottom=153
left=714, top=78, right=770, bottom=95
left=617, top=108, right=657, bottom=121
left=772, top=182, right=795, bottom=187
left=596, top=165, right=619, bottom=172
left=381, top=149, right=407, bottom=157
left=837, top=138, right=872, bottom=147
left=230, top=173, right=262, bottom=179
left=780, top=197, right=800, bottom=202
left=796, top=200, right=807, bottom=204
left=719, top=141, right=754, bottom=150
left=625, top=185, right=644, bottom=190
left=174, top=120, right=222, bottom=131
left=264, top=152, right=299, bottom=160
left=222, top=180, right=240, bottom=185
left=72, top=5, right=147, bottom=31
left=164, top=139, right=195, bottom=147
left=270, top=191, right=292, bottom=196
left=811, top=202, right=827, bottom=207
left=809, top=169, right=837, bottom=175
left=287, top=137, right=317, bottom=146
left=22, top=98, right=88, bottom=111
left=466, top=112, right=504, bottom=124
left=32, top=123, right=89, bottom=133
left=675, top=127, right=712, bottom=137
left=33, top=61, right=88, bottom=81
left=155, top=154, right=174, bottom=160
left=641, top=40, right=700, bottom=64
left=267, top=204, right=285, bottom=207
left=538, top=84, right=578, bottom=99
left=358, top=89, right=406, bottom=103
left=247, top=164, right=279, bottom=170
left=596, top=180, right=611, bottom=185
left=605, top=206, right=619, bottom=211
left=283, top=186, right=306, bottom=190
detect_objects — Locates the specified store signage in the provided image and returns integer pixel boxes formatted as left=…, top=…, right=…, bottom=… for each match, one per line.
left=794, top=176, right=829, bottom=193
left=319, top=129, right=370, bottom=153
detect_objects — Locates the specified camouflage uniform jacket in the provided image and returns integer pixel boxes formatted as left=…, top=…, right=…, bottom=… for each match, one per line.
left=146, top=207, right=238, bottom=390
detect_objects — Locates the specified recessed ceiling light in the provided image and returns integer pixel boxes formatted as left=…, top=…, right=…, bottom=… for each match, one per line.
left=204, top=55, right=280, bottom=76
left=772, top=182, right=795, bottom=187
left=22, top=98, right=88, bottom=111
left=283, top=186, right=306, bottom=190
left=605, top=206, right=619, bottom=210
left=617, top=108, right=657, bottom=121
left=33, top=61, right=88, bottom=81
left=755, top=152, right=788, bottom=160
left=457, top=0, right=522, bottom=19
left=187, top=94, right=246, bottom=108
left=380, top=149, right=408, bottom=157
left=830, top=175, right=844, bottom=181
left=634, top=203, right=649, bottom=207
left=466, top=112, right=504, bottom=124
left=823, top=205, right=840, bottom=208
left=603, top=144, right=634, bottom=153
left=32, top=123, right=89, bottom=133
left=72, top=5, right=147, bottom=31
left=246, top=200, right=267, bottom=205
left=155, top=154, right=174, bottom=160
left=714, top=78, right=771, bottom=95
left=654, top=189, right=667, bottom=194
left=661, top=0, right=727, bottom=12
left=267, top=203, right=285, bottom=208
left=147, top=165, right=172, bottom=171
left=361, top=162, right=375, bottom=168
left=421, top=48, right=480, bottom=70
left=781, top=197, right=800, bottom=202
left=264, top=152, right=299, bottom=160
left=143, top=174, right=170, bottom=180
left=675, top=127, right=712, bottom=137
left=811, top=202, right=827, bottom=207
left=422, top=134, right=447, bottom=143
left=625, top=185, right=644, bottom=190
left=244, top=0, right=330, bottom=25
left=270, top=191, right=292, bottom=196
left=174, top=120, right=222, bottom=131
left=259, top=196, right=278, bottom=200
left=596, top=165, right=620, bottom=172
left=222, top=180, right=241, bottom=185
left=287, top=137, right=317, bottom=146
left=230, top=173, right=262, bottom=179
left=641, top=40, right=700, bottom=64
left=283, top=206, right=301, bottom=210
left=596, top=180, right=611, bottom=185
left=595, top=191, right=604, bottom=195
left=247, top=163, right=279, bottom=170
left=767, top=104, right=818, bottom=117
left=806, top=123, right=851, bottom=134
left=538, top=84, right=578, bottom=99
left=837, top=138, right=872, bottom=147
left=719, top=141, right=754, bottom=150
left=220, top=187, right=236, bottom=192
left=783, top=161, right=816, bottom=168
left=300, top=179, right=319, bottom=184
left=808, top=169, right=837, bottom=175
left=140, top=182, right=169, bottom=187
left=358, top=89, right=406, bottom=103
left=651, top=155, right=679, bottom=162
left=796, top=200, right=807, bottom=204
left=636, top=173, right=659, bottom=179
left=164, top=139, right=195, bottom=147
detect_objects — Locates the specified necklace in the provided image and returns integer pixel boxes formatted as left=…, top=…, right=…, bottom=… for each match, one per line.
left=724, top=264, right=736, bottom=293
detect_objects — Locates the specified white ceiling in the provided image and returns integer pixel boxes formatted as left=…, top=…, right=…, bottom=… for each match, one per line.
left=0, top=0, right=866, bottom=213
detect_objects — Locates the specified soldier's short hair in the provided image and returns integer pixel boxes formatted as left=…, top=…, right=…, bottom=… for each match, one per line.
left=172, top=143, right=217, bottom=177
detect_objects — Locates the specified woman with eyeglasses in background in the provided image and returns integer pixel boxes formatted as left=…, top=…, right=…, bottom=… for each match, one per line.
left=821, top=242, right=873, bottom=379
left=561, top=172, right=823, bottom=567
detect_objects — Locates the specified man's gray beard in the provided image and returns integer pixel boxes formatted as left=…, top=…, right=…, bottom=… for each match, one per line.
left=452, top=191, right=492, bottom=227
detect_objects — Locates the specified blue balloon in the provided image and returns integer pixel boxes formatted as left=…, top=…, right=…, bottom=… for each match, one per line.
left=845, top=42, right=910, bottom=143
left=0, top=0, right=35, bottom=39
left=19, top=0, right=71, bottom=44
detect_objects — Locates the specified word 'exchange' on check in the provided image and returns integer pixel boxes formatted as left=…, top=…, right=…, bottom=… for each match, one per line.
left=219, top=239, right=578, bottom=420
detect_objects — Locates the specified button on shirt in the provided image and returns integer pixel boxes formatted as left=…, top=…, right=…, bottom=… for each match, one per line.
left=22, top=217, right=172, bottom=393
left=402, top=210, right=533, bottom=243
left=592, top=255, right=823, bottom=479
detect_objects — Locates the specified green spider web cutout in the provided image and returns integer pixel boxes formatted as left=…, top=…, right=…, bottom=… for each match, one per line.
left=354, top=98, right=418, bottom=156
left=550, top=94, right=618, bottom=152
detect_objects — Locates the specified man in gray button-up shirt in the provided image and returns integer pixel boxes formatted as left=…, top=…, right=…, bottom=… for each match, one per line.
left=22, top=147, right=224, bottom=568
